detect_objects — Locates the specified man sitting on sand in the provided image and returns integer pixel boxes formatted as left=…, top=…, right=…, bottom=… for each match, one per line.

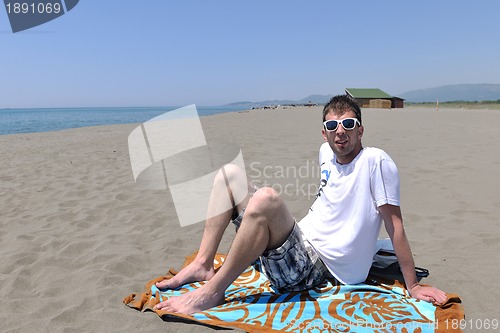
left=154, top=94, right=447, bottom=314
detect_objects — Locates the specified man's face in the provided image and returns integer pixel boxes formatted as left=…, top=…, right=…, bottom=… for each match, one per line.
left=322, top=110, right=364, bottom=165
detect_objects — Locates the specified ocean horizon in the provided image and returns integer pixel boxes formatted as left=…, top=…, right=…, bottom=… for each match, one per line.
left=0, top=105, right=249, bottom=136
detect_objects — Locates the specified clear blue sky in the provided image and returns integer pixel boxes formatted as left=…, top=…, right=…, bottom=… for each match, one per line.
left=1, top=0, right=500, bottom=108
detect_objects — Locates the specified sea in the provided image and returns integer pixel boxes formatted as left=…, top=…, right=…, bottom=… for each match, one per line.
left=0, top=106, right=249, bottom=136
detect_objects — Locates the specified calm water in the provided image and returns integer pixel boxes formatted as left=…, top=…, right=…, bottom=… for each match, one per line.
left=0, top=106, right=248, bottom=135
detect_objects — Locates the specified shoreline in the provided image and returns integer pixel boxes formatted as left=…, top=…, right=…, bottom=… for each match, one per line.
left=2, top=103, right=500, bottom=137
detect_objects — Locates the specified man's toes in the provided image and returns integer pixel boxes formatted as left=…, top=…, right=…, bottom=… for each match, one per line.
left=154, top=300, right=170, bottom=311
left=155, top=280, right=170, bottom=289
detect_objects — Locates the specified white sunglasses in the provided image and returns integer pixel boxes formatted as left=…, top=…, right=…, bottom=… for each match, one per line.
left=323, top=118, right=360, bottom=131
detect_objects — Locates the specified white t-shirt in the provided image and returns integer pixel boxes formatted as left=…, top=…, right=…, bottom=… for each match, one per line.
left=298, top=143, right=400, bottom=284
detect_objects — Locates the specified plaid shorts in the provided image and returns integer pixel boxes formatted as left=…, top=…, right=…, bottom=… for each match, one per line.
left=231, top=209, right=328, bottom=292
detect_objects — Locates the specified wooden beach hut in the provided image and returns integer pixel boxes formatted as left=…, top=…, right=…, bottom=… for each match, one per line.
left=345, top=88, right=405, bottom=108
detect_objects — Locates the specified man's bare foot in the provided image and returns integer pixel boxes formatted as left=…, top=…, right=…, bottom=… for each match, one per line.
left=153, top=283, right=225, bottom=314
left=155, top=259, right=215, bottom=290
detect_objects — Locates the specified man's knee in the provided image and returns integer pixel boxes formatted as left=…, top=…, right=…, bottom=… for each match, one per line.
left=215, top=164, right=245, bottom=184
left=248, top=187, right=281, bottom=213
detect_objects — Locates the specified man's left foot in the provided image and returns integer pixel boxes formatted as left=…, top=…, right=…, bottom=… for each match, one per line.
left=153, top=283, right=225, bottom=315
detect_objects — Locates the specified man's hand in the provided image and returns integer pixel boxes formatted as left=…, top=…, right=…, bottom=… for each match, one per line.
left=408, top=284, right=447, bottom=305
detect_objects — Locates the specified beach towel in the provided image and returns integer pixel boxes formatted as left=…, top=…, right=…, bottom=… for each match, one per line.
left=124, top=252, right=464, bottom=332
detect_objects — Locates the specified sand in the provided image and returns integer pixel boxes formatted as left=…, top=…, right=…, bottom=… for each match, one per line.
left=1, top=106, right=499, bottom=332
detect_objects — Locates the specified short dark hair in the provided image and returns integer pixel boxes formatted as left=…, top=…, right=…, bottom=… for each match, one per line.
left=322, top=94, right=362, bottom=124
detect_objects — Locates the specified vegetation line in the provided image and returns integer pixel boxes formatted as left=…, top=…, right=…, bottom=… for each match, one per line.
left=407, top=100, right=500, bottom=109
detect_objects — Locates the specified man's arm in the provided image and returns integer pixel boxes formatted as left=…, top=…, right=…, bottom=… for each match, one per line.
left=378, top=204, right=447, bottom=305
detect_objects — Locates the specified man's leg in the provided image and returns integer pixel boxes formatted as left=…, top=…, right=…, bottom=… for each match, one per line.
left=156, top=164, right=253, bottom=289
left=154, top=186, right=295, bottom=314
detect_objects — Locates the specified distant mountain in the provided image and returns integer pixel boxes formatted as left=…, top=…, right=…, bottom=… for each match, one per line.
left=226, top=84, right=500, bottom=106
left=296, top=94, right=334, bottom=104
left=400, top=84, right=500, bottom=103
left=225, top=94, right=333, bottom=108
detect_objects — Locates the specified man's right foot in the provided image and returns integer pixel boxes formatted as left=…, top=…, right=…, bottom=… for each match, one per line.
left=155, top=259, right=216, bottom=290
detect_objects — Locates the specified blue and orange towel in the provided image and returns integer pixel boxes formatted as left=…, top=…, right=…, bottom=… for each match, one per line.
left=124, top=252, right=464, bottom=332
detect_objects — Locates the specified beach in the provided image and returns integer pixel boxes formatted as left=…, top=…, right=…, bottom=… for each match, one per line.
left=1, top=106, right=499, bottom=332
